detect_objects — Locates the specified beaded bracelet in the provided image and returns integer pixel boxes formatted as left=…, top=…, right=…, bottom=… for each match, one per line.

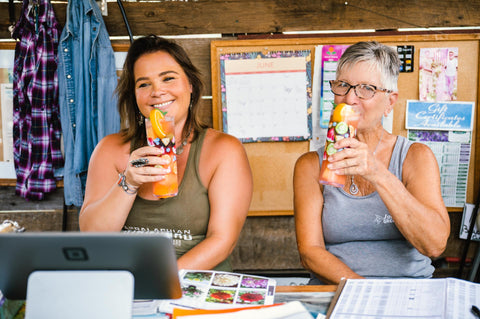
left=117, top=172, right=138, bottom=195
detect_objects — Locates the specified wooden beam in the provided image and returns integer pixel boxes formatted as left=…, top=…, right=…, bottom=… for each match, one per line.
left=1, top=0, right=480, bottom=39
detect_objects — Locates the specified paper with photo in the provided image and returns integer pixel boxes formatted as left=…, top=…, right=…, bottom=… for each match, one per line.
left=419, top=47, right=458, bottom=102
left=151, top=270, right=276, bottom=314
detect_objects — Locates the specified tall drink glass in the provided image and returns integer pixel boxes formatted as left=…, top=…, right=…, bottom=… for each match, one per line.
left=319, top=103, right=360, bottom=187
left=145, top=110, right=179, bottom=198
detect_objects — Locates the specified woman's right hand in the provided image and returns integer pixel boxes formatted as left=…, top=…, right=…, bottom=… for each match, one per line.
left=123, top=146, right=172, bottom=188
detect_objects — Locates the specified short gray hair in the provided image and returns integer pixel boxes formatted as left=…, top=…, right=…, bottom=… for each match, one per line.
left=336, top=41, right=401, bottom=92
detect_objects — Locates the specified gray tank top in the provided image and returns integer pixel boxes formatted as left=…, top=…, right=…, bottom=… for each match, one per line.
left=316, top=136, right=434, bottom=279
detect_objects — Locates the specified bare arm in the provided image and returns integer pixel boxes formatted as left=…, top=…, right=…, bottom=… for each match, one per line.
left=79, top=134, right=167, bottom=231
left=177, top=131, right=253, bottom=270
left=329, top=138, right=450, bottom=257
left=293, top=152, right=364, bottom=284
left=372, top=143, right=449, bottom=257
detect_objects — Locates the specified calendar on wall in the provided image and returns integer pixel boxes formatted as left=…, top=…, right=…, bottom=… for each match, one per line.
left=219, top=50, right=312, bottom=143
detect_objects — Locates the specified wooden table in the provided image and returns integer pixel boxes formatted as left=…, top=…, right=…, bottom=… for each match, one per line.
left=275, top=285, right=337, bottom=293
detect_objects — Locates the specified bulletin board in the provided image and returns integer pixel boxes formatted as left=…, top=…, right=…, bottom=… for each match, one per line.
left=211, top=33, right=480, bottom=215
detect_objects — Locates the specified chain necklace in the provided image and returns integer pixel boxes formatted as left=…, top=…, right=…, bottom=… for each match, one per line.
left=349, top=129, right=384, bottom=195
left=176, top=129, right=191, bottom=155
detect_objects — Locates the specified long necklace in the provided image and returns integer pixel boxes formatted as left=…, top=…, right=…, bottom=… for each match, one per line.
left=176, top=129, right=191, bottom=155
left=349, top=130, right=384, bottom=195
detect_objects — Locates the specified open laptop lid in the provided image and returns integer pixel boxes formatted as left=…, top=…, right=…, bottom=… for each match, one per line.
left=0, top=232, right=182, bottom=300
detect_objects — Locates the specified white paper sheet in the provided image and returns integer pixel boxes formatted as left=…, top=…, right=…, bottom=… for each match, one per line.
left=329, top=278, right=480, bottom=319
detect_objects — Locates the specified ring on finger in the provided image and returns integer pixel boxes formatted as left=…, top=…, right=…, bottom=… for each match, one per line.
left=130, top=158, right=149, bottom=168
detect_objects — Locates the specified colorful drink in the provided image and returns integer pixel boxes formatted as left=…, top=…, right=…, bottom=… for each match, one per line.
left=145, top=109, right=178, bottom=198
left=319, top=103, right=359, bottom=187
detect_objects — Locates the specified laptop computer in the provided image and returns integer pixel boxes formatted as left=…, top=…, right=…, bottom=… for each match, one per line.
left=0, top=231, right=182, bottom=300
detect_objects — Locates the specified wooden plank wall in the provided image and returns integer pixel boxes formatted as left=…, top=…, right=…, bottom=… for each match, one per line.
left=1, top=0, right=480, bottom=38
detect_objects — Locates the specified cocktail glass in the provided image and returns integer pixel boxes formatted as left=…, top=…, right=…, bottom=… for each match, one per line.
left=319, top=103, right=360, bottom=187
left=145, top=110, right=178, bottom=198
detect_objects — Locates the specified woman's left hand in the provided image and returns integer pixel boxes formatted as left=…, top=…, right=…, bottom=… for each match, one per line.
left=325, top=137, right=381, bottom=182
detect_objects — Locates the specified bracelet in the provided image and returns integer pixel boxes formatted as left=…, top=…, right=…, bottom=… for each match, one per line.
left=117, top=172, right=138, bottom=195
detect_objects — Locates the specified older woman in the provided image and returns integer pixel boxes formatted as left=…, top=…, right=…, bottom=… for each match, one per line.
left=79, top=35, right=253, bottom=272
left=294, top=41, right=450, bottom=284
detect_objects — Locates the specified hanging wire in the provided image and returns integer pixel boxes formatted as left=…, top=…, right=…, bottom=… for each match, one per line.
left=117, top=0, right=133, bottom=44
left=8, top=0, right=16, bottom=35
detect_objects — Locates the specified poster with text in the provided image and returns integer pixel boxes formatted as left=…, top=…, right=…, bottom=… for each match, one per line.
left=319, top=45, right=349, bottom=128
left=406, top=100, right=474, bottom=207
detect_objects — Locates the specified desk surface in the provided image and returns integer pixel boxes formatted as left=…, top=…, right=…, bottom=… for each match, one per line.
left=276, top=285, right=337, bottom=293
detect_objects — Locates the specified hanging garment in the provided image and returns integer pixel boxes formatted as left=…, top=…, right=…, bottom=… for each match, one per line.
left=11, top=0, right=63, bottom=200
left=57, top=0, right=120, bottom=207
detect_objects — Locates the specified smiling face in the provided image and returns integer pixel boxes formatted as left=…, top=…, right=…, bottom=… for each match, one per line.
left=134, top=50, right=192, bottom=127
left=335, top=61, right=398, bottom=132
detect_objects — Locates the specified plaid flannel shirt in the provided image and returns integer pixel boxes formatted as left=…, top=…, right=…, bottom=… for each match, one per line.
left=12, top=0, right=63, bottom=200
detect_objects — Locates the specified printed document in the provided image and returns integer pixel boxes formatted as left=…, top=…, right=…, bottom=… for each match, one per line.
left=327, top=278, right=480, bottom=318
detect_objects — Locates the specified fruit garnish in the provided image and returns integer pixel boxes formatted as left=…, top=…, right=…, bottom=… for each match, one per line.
left=326, top=127, right=335, bottom=142
left=331, top=103, right=346, bottom=123
left=332, top=103, right=359, bottom=123
left=150, top=109, right=167, bottom=138
left=335, top=121, right=348, bottom=135
left=326, top=143, right=337, bottom=155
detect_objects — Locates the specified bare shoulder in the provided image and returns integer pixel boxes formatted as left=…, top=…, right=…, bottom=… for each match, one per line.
left=295, top=150, right=320, bottom=172
left=202, top=128, right=245, bottom=156
left=199, top=129, right=251, bottom=188
left=404, top=142, right=437, bottom=165
left=95, top=133, right=127, bottom=150
left=403, top=141, right=439, bottom=183
left=89, top=133, right=130, bottom=171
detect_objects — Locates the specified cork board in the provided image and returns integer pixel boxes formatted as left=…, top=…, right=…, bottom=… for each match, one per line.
left=211, top=34, right=480, bottom=214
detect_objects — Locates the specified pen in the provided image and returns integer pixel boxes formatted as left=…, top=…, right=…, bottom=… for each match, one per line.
left=471, top=305, right=480, bottom=318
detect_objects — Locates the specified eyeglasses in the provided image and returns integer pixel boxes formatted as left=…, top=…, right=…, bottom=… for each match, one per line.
left=329, top=80, right=393, bottom=100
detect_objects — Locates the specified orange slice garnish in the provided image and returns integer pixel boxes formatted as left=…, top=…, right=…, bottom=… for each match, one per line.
left=150, top=109, right=167, bottom=138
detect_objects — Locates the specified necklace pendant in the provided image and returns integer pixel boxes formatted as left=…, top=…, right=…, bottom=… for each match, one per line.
left=349, top=176, right=359, bottom=195
left=176, top=140, right=188, bottom=155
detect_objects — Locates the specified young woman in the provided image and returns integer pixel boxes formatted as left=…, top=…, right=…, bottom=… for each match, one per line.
left=79, top=35, right=253, bottom=272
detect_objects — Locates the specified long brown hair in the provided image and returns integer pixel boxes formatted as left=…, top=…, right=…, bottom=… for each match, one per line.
left=116, top=35, right=206, bottom=151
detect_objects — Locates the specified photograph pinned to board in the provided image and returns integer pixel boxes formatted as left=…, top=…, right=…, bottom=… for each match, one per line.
left=419, top=47, right=458, bottom=102
left=219, top=50, right=312, bottom=142
left=406, top=100, right=474, bottom=208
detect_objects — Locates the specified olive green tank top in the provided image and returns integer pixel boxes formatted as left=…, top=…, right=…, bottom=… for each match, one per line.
left=123, top=129, right=232, bottom=271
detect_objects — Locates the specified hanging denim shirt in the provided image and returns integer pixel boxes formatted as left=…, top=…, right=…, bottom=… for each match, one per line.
left=11, top=0, right=64, bottom=200
left=58, top=0, right=120, bottom=206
